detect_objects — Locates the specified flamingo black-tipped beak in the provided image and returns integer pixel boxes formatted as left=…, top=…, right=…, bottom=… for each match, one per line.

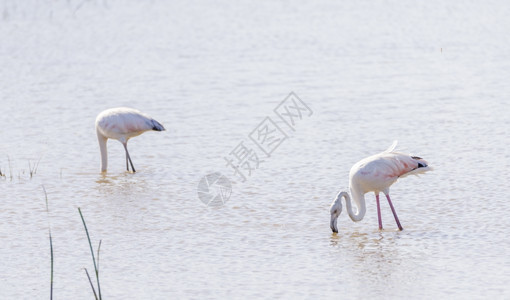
left=330, top=217, right=338, bottom=233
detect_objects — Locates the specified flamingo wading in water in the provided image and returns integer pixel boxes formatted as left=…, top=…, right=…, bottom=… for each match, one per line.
left=330, top=141, right=432, bottom=233
left=95, top=107, right=165, bottom=173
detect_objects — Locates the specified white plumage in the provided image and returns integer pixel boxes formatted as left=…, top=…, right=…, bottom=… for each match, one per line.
left=95, top=107, right=165, bottom=173
left=330, top=141, right=432, bottom=232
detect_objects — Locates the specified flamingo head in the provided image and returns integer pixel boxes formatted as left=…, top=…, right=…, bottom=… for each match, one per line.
left=330, top=195, right=343, bottom=233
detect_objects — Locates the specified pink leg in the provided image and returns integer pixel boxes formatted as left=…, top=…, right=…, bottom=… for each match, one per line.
left=376, top=194, right=383, bottom=230
left=386, top=194, right=403, bottom=230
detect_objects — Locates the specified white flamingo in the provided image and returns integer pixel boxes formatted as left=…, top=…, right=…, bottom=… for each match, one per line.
left=330, top=141, right=432, bottom=232
left=95, top=107, right=165, bottom=173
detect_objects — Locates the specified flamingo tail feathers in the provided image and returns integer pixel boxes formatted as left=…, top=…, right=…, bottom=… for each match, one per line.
left=400, top=156, right=433, bottom=178
left=151, top=119, right=165, bottom=131
left=385, top=140, right=398, bottom=153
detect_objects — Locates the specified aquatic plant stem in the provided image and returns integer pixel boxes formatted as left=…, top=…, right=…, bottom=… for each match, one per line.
left=42, top=186, right=53, bottom=300
left=84, top=268, right=99, bottom=300
left=78, top=208, right=102, bottom=300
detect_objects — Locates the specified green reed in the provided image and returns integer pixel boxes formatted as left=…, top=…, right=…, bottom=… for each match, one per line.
left=42, top=186, right=53, bottom=300
left=78, top=208, right=102, bottom=300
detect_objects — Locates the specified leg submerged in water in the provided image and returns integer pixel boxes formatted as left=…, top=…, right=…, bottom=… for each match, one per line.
left=123, top=143, right=136, bottom=173
left=376, top=194, right=383, bottom=230
left=386, top=194, right=403, bottom=230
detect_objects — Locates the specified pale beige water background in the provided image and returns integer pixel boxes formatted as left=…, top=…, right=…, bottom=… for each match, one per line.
left=1, top=0, right=510, bottom=298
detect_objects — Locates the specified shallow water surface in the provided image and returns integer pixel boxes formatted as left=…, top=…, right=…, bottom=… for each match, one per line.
left=1, top=1, right=510, bottom=298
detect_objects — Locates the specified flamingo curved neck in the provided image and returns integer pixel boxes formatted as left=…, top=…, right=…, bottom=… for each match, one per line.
left=97, top=130, right=108, bottom=172
left=339, top=189, right=366, bottom=222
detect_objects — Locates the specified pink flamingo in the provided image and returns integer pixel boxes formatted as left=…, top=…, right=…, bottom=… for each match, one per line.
left=95, top=107, right=165, bottom=173
left=330, top=141, right=431, bottom=232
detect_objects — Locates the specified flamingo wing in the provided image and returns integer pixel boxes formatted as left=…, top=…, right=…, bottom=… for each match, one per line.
left=351, top=151, right=431, bottom=194
left=96, top=107, right=164, bottom=138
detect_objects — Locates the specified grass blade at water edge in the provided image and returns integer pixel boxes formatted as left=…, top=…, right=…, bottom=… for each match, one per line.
left=42, top=185, right=53, bottom=300
left=97, top=240, right=102, bottom=274
left=84, top=268, right=99, bottom=300
left=78, top=208, right=102, bottom=300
